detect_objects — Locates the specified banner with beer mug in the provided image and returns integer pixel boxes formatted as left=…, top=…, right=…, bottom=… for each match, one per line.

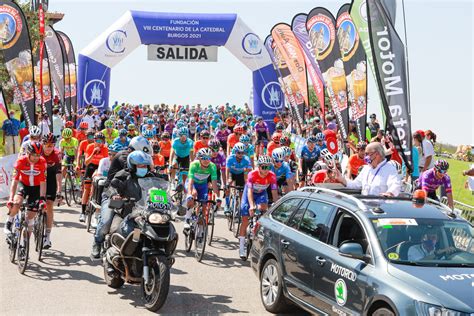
left=336, top=3, right=367, bottom=142
left=56, top=31, right=77, bottom=119
left=0, top=0, right=36, bottom=127
left=33, top=43, right=53, bottom=123
left=307, top=7, right=349, bottom=143
left=56, top=29, right=72, bottom=120
left=44, top=25, right=66, bottom=117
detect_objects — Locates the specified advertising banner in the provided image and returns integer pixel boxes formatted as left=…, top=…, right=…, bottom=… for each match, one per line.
left=0, top=154, right=18, bottom=199
left=0, top=1, right=36, bottom=127
left=56, top=31, right=77, bottom=117
left=0, top=88, right=8, bottom=129
left=44, top=25, right=67, bottom=116
left=33, top=43, right=53, bottom=121
left=271, top=23, right=308, bottom=119
left=57, top=30, right=71, bottom=119
left=336, top=4, right=368, bottom=142
left=307, top=7, right=349, bottom=140
left=367, top=0, right=412, bottom=170
left=291, top=13, right=325, bottom=120
left=147, top=44, right=218, bottom=62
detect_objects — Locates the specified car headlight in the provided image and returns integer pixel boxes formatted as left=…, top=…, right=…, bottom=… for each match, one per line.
left=148, top=213, right=169, bottom=224
left=415, top=301, right=468, bottom=316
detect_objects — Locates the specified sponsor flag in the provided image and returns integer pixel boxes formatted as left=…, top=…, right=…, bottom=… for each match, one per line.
left=56, top=31, right=77, bottom=120
left=0, top=88, right=8, bottom=128
left=32, top=42, right=53, bottom=124
left=271, top=23, right=308, bottom=124
left=0, top=1, right=36, bottom=127
left=264, top=35, right=303, bottom=130
left=44, top=25, right=67, bottom=117
left=291, top=13, right=325, bottom=123
left=336, top=4, right=368, bottom=142
left=56, top=31, right=71, bottom=120
left=367, top=0, right=412, bottom=170
left=307, top=8, right=349, bottom=141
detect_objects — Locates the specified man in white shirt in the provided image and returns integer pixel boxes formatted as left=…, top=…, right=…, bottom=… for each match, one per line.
left=52, top=108, right=64, bottom=138
left=407, top=227, right=456, bottom=261
left=415, top=130, right=434, bottom=172
left=336, top=142, right=401, bottom=196
left=81, top=109, right=95, bottom=132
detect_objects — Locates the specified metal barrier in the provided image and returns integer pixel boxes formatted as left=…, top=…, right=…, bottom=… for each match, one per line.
left=440, top=197, right=474, bottom=224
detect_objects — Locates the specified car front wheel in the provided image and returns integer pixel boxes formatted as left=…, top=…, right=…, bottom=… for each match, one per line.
left=260, top=258, right=290, bottom=313
left=372, top=307, right=395, bottom=316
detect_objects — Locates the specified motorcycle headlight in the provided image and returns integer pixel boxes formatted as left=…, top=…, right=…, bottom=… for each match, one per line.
left=148, top=213, right=169, bottom=224
left=415, top=301, right=468, bottom=316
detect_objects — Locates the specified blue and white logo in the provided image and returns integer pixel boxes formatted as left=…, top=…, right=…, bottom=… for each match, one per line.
left=83, top=79, right=106, bottom=107
left=106, top=30, right=127, bottom=54
left=242, top=33, right=262, bottom=55
left=261, top=81, right=283, bottom=110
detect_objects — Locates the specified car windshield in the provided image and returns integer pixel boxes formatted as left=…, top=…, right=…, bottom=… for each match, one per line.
left=372, top=218, right=474, bottom=267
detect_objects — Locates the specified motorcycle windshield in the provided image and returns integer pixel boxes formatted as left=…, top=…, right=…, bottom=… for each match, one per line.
left=136, top=177, right=170, bottom=208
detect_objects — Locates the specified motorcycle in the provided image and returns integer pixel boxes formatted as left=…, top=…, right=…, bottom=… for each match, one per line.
left=102, top=177, right=178, bottom=312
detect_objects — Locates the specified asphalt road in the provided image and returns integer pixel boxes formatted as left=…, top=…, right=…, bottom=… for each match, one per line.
left=0, top=203, right=308, bottom=315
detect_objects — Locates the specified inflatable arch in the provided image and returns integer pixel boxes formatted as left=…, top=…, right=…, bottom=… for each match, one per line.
left=78, top=11, right=284, bottom=129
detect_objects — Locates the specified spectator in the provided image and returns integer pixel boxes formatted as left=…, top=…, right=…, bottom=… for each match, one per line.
left=415, top=130, right=435, bottom=172
left=38, top=112, right=50, bottom=137
left=368, top=113, right=380, bottom=138
left=346, top=142, right=367, bottom=179
left=425, top=129, right=437, bottom=145
left=52, top=107, right=63, bottom=139
left=2, top=110, right=21, bottom=155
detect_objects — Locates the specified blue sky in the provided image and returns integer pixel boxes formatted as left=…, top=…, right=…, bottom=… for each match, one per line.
left=48, top=0, right=473, bottom=146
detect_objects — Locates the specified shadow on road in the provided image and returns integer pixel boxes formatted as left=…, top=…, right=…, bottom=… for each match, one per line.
left=24, top=261, right=104, bottom=284
left=55, top=220, right=86, bottom=229
left=109, top=284, right=249, bottom=314
left=208, top=235, right=239, bottom=251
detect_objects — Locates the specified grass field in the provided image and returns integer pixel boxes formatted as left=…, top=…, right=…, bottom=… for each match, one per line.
left=443, top=157, right=473, bottom=206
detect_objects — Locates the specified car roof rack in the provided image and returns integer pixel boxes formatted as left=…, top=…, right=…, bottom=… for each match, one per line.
left=299, top=186, right=368, bottom=211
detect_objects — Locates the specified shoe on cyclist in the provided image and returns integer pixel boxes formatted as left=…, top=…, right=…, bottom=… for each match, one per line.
left=3, top=220, right=12, bottom=235
left=183, top=218, right=191, bottom=231
left=43, top=237, right=52, bottom=249
left=79, top=213, right=86, bottom=222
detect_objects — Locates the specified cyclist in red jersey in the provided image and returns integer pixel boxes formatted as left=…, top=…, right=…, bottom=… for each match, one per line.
left=41, top=133, right=62, bottom=248
left=75, top=121, right=89, bottom=142
left=5, top=142, right=47, bottom=239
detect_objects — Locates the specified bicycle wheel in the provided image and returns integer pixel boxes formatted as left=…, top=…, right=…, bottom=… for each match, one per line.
left=227, top=193, right=234, bottom=231
left=194, top=213, right=207, bottom=262
left=71, top=174, right=80, bottom=205
left=9, top=225, right=17, bottom=263
left=232, top=198, right=241, bottom=238
left=16, top=223, right=30, bottom=274
left=34, top=212, right=46, bottom=260
left=64, top=174, right=72, bottom=206
left=207, top=205, right=215, bottom=246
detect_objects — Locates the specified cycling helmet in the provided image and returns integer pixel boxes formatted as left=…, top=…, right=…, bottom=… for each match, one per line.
left=209, top=139, right=221, bottom=150
left=239, top=135, right=250, bottom=143
left=127, top=150, right=153, bottom=169
left=116, top=119, right=124, bottom=126
left=257, top=155, right=273, bottom=166
left=104, top=120, right=114, bottom=128
left=271, top=133, right=281, bottom=143
left=280, top=135, right=290, bottom=146
left=200, top=130, right=210, bottom=138
left=312, top=161, right=328, bottom=172
left=108, top=143, right=122, bottom=153
left=95, top=132, right=105, bottom=140
left=129, top=136, right=152, bottom=154
left=162, top=131, right=170, bottom=139
left=176, top=121, right=185, bottom=128
left=315, top=132, right=325, bottom=142
left=109, top=115, right=116, bottom=121
left=128, top=123, right=136, bottom=130
left=65, top=121, right=74, bottom=128
left=233, top=142, right=246, bottom=153
left=275, top=122, right=284, bottom=131
left=196, top=148, right=213, bottom=159
left=62, top=128, right=73, bottom=138
left=27, top=141, right=42, bottom=155
left=272, top=148, right=285, bottom=161
left=29, top=125, right=41, bottom=137
left=178, top=127, right=189, bottom=137
left=198, top=120, right=205, bottom=125
left=281, top=146, right=292, bottom=157
left=119, top=128, right=128, bottom=137
left=234, top=126, right=244, bottom=134
left=143, top=129, right=154, bottom=139
left=320, top=148, right=334, bottom=166
left=152, top=114, right=159, bottom=120
left=219, top=123, right=227, bottom=129
left=388, top=160, right=402, bottom=174
left=356, top=142, right=367, bottom=149
left=79, top=121, right=89, bottom=129
left=434, top=160, right=449, bottom=172
left=146, top=118, right=154, bottom=125
left=307, top=135, right=318, bottom=143
left=42, top=133, right=57, bottom=144
left=256, top=116, right=263, bottom=122
left=213, top=114, right=220, bottom=120
left=86, top=131, right=95, bottom=138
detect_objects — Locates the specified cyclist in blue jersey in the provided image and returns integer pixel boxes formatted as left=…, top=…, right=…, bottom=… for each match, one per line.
left=169, top=127, right=194, bottom=186
left=196, top=120, right=208, bottom=135
left=299, top=135, right=321, bottom=186
left=239, top=134, right=255, bottom=167
left=210, top=114, right=222, bottom=132
left=316, top=132, right=326, bottom=150
left=112, top=129, right=130, bottom=150
left=271, top=148, right=295, bottom=194
left=224, top=142, right=252, bottom=215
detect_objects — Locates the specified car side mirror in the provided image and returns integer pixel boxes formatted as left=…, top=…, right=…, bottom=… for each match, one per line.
left=339, top=242, right=370, bottom=263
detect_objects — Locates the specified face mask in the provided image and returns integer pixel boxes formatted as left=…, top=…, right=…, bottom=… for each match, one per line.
left=136, top=167, right=148, bottom=177
left=364, top=156, right=372, bottom=164
left=423, top=239, right=436, bottom=251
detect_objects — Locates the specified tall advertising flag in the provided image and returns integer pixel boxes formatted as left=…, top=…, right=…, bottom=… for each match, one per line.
left=336, top=4, right=368, bottom=142
left=0, top=1, right=36, bottom=127
left=57, top=31, right=71, bottom=119
left=291, top=14, right=325, bottom=121
left=57, top=31, right=77, bottom=119
left=367, top=0, right=412, bottom=170
left=307, top=8, right=349, bottom=141
left=44, top=25, right=67, bottom=117
left=271, top=23, right=308, bottom=124
left=33, top=43, right=53, bottom=121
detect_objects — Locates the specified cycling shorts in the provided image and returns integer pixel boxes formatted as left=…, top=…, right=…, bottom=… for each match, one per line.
left=62, top=155, right=75, bottom=167
left=46, top=175, right=58, bottom=201
left=17, top=183, right=41, bottom=206
left=231, top=172, right=245, bottom=187
left=241, top=185, right=268, bottom=217
left=256, top=132, right=268, bottom=145
left=85, top=163, right=99, bottom=180
left=175, top=156, right=190, bottom=170
left=193, top=182, right=209, bottom=202
left=302, top=159, right=316, bottom=177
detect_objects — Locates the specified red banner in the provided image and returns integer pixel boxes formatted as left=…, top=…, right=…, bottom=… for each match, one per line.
left=39, top=4, right=44, bottom=36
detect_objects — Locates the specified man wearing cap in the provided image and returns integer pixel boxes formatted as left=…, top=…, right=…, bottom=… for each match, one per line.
left=368, top=113, right=380, bottom=138
left=2, top=110, right=21, bottom=155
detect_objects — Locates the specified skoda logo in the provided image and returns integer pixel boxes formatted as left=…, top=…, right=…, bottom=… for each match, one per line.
left=242, top=33, right=262, bottom=55
left=106, top=30, right=127, bottom=54
left=261, top=81, right=283, bottom=110
left=83, top=79, right=106, bottom=108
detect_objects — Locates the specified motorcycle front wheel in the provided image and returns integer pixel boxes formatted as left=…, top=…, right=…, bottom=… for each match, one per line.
left=142, top=255, right=170, bottom=312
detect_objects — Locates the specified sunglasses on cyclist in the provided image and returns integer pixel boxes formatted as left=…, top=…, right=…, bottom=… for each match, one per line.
left=202, top=136, right=209, bottom=139
left=95, top=140, right=104, bottom=144
left=259, top=165, right=272, bottom=170
left=274, top=159, right=283, bottom=163
left=436, top=168, right=447, bottom=174
left=200, top=156, right=211, bottom=161
left=236, top=151, right=244, bottom=155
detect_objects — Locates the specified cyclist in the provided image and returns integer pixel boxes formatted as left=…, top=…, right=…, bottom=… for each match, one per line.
left=41, top=134, right=62, bottom=248
left=5, top=142, right=47, bottom=251
left=418, top=160, right=454, bottom=209
left=210, top=114, right=222, bottom=132
left=184, top=148, right=219, bottom=230
left=239, top=134, right=255, bottom=166
left=76, top=131, right=95, bottom=176
left=267, top=133, right=281, bottom=157
left=20, top=125, right=42, bottom=155
left=194, top=130, right=210, bottom=153
left=169, top=127, right=194, bottom=188
left=346, top=142, right=367, bottom=180
left=196, top=120, right=207, bottom=135
left=59, top=128, right=79, bottom=178
left=271, top=148, right=295, bottom=195
left=216, top=123, right=231, bottom=152
left=254, top=117, right=270, bottom=157
left=315, top=132, right=326, bottom=150
left=227, top=125, right=244, bottom=157
left=299, top=135, right=320, bottom=187
left=143, top=129, right=155, bottom=142
left=102, top=120, right=119, bottom=145
left=225, top=142, right=252, bottom=216
left=209, top=139, right=226, bottom=185
left=113, top=128, right=130, bottom=150
left=141, top=118, right=156, bottom=135
left=150, top=141, right=166, bottom=173
left=239, top=155, right=278, bottom=259
left=159, top=132, right=172, bottom=163
left=127, top=123, right=138, bottom=138
left=75, top=121, right=89, bottom=142
left=97, top=143, right=121, bottom=177
left=81, top=132, right=109, bottom=222
left=225, top=114, right=237, bottom=132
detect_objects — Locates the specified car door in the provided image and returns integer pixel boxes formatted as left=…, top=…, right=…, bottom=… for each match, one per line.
left=280, top=199, right=335, bottom=309
left=313, top=209, right=375, bottom=314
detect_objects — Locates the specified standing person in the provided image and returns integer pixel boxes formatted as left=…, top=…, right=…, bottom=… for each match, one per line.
left=346, top=142, right=367, bottom=179
left=367, top=113, right=380, bottom=138
left=416, top=130, right=435, bottom=172
left=38, top=112, right=51, bottom=138
left=51, top=107, right=63, bottom=140
left=2, top=110, right=21, bottom=155
left=81, top=108, right=95, bottom=132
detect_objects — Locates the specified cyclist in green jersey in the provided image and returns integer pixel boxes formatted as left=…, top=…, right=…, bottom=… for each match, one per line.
left=59, top=128, right=79, bottom=177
